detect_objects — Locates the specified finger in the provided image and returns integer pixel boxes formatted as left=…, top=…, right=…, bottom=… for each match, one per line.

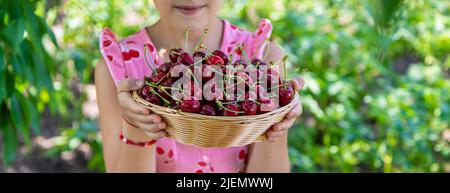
left=272, top=118, right=296, bottom=132
left=144, top=130, right=168, bottom=140
left=135, top=122, right=167, bottom=133
left=267, top=130, right=284, bottom=138
left=118, top=92, right=150, bottom=114
left=291, top=77, right=305, bottom=91
left=285, top=101, right=302, bottom=119
left=117, top=78, right=145, bottom=93
left=124, top=112, right=162, bottom=124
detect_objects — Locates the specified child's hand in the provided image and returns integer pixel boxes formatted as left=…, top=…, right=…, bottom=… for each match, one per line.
left=117, top=78, right=167, bottom=140
left=266, top=77, right=305, bottom=141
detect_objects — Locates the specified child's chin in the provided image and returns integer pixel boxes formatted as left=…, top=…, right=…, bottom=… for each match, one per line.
left=171, top=19, right=209, bottom=31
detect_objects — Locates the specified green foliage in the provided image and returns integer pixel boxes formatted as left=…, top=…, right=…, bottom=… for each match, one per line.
left=1, top=0, right=448, bottom=172
left=0, top=0, right=61, bottom=166
left=220, top=0, right=449, bottom=172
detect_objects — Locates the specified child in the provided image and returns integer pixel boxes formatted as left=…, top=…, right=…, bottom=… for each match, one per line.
left=95, top=0, right=304, bottom=173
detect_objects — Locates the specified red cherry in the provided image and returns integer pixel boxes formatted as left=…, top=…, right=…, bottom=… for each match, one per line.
left=222, top=104, right=240, bottom=116
left=146, top=94, right=162, bottom=106
left=193, top=51, right=207, bottom=64
left=179, top=52, right=194, bottom=65
left=258, top=98, right=278, bottom=113
left=236, top=72, right=253, bottom=86
left=140, top=85, right=152, bottom=98
left=129, top=49, right=140, bottom=58
left=172, top=102, right=181, bottom=110
left=107, top=55, right=113, bottom=62
left=252, top=58, right=266, bottom=66
left=122, top=52, right=132, bottom=61
left=181, top=97, right=201, bottom=113
left=256, top=85, right=269, bottom=100
left=183, top=81, right=202, bottom=99
left=200, top=104, right=217, bottom=116
left=280, top=81, right=295, bottom=106
left=159, top=62, right=174, bottom=73
left=169, top=48, right=182, bottom=63
left=241, top=100, right=257, bottom=115
left=235, top=47, right=242, bottom=56
left=212, top=50, right=229, bottom=65
left=244, top=91, right=257, bottom=101
left=149, top=71, right=166, bottom=83
left=157, top=80, right=174, bottom=102
left=206, top=55, right=224, bottom=66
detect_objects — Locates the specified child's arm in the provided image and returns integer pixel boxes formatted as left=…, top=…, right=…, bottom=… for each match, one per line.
left=246, top=42, right=304, bottom=172
left=95, top=58, right=164, bottom=172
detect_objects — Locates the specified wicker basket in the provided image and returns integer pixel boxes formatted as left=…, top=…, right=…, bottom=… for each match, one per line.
left=132, top=91, right=298, bottom=148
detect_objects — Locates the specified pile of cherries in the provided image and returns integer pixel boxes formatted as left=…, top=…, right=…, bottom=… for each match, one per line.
left=137, top=46, right=295, bottom=116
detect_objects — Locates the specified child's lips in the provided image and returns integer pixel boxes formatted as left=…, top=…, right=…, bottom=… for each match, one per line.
left=174, top=4, right=207, bottom=16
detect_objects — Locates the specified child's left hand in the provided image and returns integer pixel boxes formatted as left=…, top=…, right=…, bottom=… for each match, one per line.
left=266, top=77, right=305, bottom=141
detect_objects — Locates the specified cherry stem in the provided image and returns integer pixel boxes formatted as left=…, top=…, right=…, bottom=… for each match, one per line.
left=282, top=55, right=288, bottom=87
left=143, top=46, right=157, bottom=75
left=194, top=29, right=208, bottom=52
left=155, top=72, right=169, bottom=85
left=241, top=43, right=252, bottom=63
left=202, top=45, right=213, bottom=53
left=184, top=27, right=190, bottom=51
left=150, top=88, right=171, bottom=105
left=216, top=101, right=244, bottom=114
left=158, top=86, right=181, bottom=102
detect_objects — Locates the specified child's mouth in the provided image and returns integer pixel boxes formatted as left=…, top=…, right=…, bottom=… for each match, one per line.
left=173, top=4, right=207, bottom=16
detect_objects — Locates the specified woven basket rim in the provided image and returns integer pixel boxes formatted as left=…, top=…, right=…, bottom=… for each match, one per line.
left=132, top=90, right=299, bottom=119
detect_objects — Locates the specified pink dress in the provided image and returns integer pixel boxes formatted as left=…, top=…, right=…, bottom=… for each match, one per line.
left=99, top=19, right=273, bottom=173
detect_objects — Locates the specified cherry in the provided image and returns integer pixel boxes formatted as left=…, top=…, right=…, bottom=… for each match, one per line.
left=258, top=98, right=278, bottom=114
left=200, top=104, right=217, bottom=116
left=233, top=59, right=249, bottom=67
left=252, top=58, right=266, bottom=66
left=182, top=81, right=202, bottom=99
left=212, top=50, right=229, bottom=65
left=244, top=91, right=257, bottom=101
left=241, top=100, right=257, bottom=115
left=202, top=64, right=214, bottom=82
left=206, top=55, right=225, bottom=66
left=149, top=71, right=166, bottom=83
left=140, top=85, right=152, bottom=98
left=157, top=81, right=174, bottom=102
left=159, top=62, right=174, bottom=73
left=181, top=97, right=201, bottom=113
left=279, top=81, right=295, bottom=106
left=146, top=94, right=162, bottom=106
left=256, top=84, right=269, bottom=100
left=222, top=104, right=240, bottom=116
left=169, top=48, right=182, bottom=63
left=172, top=102, right=181, bottom=110
left=193, top=51, right=207, bottom=64
left=179, top=52, right=194, bottom=65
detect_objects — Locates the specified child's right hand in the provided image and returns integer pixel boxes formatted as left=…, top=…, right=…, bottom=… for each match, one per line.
left=117, top=77, right=167, bottom=140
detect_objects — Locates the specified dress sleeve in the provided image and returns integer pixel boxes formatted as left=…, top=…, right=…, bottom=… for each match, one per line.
left=250, top=19, right=273, bottom=59
left=99, top=28, right=126, bottom=87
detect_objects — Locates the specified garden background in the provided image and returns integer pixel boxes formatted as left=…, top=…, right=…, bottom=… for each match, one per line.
left=0, top=0, right=449, bottom=172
